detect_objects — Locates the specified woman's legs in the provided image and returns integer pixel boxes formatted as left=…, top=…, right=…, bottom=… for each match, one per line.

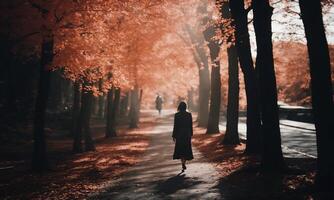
left=181, top=158, right=186, bottom=170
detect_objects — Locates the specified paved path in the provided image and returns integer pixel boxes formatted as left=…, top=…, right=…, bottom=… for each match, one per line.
left=220, top=117, right=317, bottom=158
left=89, top=111, right=221, bottom=200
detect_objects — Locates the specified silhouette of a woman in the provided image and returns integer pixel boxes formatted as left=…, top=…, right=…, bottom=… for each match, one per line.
left=172, top=101, right=194, bottom=170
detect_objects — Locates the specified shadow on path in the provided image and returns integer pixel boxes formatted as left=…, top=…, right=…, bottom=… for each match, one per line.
left=89, top=110, right=221, bottom=200
left=156, top=172, right=204, bottom=195
left=214, top=158, right=317, bottom=200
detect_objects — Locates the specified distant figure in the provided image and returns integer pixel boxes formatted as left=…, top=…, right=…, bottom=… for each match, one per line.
left=172, top=101, right=194, bottom=171
left=155, top=94, right=163, bottom=114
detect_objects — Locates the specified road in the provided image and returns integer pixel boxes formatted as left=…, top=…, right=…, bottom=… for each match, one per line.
left=220, top=117, right=317, bottom=158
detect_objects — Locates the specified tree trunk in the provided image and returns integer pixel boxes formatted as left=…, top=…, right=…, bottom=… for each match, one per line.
left=48, top=70, right=63, bottom=111
left=204, top=24, right=221, bottom=134
left=81, top=86, right=95, bottom=151
left=105, top=88, right=114, bottom=137
left=120, top=92, right=129, bottom=118
left=139, top=89, right=143, bottom=109
left=97, top=79, right=105, bottom=119
left=206, top=61, right=221, bottom=134
left=253, top=0, right=284, bottom=171
left=72, top=86, right=83, bottom=153
left=109, top=88, right=121, bottom=137
left=73, top=80, right=95, bottom=152
left=229, top=0, right=262, bottom=154
left=62, top=78, right=72, bottom=108
left=4, top=49, right=17, bottom=118
left=198, top=68, right=210, bottom=127
left=2, top=40, right=20, bottom=128
left=184, top=25, right=210, bottom=127
left=129, top=87, right=139, bottom=128
left=217, top=2, right=240, bottom=144
left=187, top=88, right=195, bottom=111
left=223, top=45, right=240, bottom=144
left=299, top=0, right=334, bottom=192
left=71, top=81, right=81, bottom=137
left=32, top=36, right=54, bottom=171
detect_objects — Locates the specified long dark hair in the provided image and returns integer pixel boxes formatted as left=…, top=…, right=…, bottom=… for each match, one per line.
left=177, top=101, right=187, bottom=112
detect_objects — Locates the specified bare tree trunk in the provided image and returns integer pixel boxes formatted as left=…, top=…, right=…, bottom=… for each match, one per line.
left=62, top=78, right=72, bottom=108
left=229, top=0, right=262, bottom=154
left=216, top=2, right=240, bottom=144
left=204, top=24, right=221, bottom=134
left=120, top=92, right=129, bottom=118
left=223, top=45, right=240, bottom=144
left=129, top=87, right=139, bottom=128
left=206, top=62, right=221, bottom=134
left=184, top=25, right=210, bottom=127
left=253, top=0, right=284, bottom=171
left=299, top=0, right=334, bottom=192
left=32, top=36, right=53, bottom=171
left=105, top=88, right=114, bottom=137
left=73, top=80, right=95, bottom=152
left=71, top=81, right=81, bottom=137
left=109, top=88, right=121, bottom=137
left=48, top=70, right=63, bottom=111
left=198, top=68, right=210, bottom=127
left=187, top=88, right=195, bottom=111
left=4, top=47, right=17, bottom=119
left=82, top=86, right=95, bottom=151
left=2, top=41, right=18, bottom=129
left=97, top=79, right=105, bottom=119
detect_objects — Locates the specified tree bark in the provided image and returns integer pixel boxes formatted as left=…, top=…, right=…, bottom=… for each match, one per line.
left=73, top=80, right=95, bottom=152
left=105, top=87, right=114, bottom=137
left=229, top=0, right=262, bottom=154
left=299, top=0, right=334, bottom=192
left=253, top=0, right=284, bottom=171
left=187, top=88, right=195, bottom=111
left=216, top=2, right=240, bottom=144
left=223, top=45, right=240, bottom=144
left=120, top=92, right=129, bottom=118
left=109, top=88, right=121, bottom=137
left=32, top=36, right=54, bottom=171
left=48, top=70, right=63, bottom=111
left=81, top=86, right=95, bottom=151
left=4, top=47, right=17, bottom=118
left=204, top=25, right=221, bottom=134
left=184, top=25, right=210, bottom=127
left=71, top=81, right=81, bottom=138
left=1, top=42, right=19, bottom=131
left=129, top=87, right=139, bottom=128
left=62, top=78, right=72, bottom=108
left=198, top=68, right=210, bottom=127
left=97, top=79, right=105, bottom=119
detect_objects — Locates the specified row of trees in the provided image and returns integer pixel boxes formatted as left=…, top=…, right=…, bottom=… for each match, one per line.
left=0, top=0, right=197, bottom=171
left=169, top=0, right=332, bottom=193
left=0, top=0, right=332, bottom=193
left=200, top=0, right=333, bottom=193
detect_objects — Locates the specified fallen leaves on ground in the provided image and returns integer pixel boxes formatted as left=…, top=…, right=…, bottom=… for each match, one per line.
left=0, top=121, right=153, bottom=200
left=192, top=127, right=317, bottom=200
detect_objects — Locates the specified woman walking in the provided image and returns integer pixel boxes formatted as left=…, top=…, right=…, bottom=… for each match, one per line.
left=172, top=101, right=194, bottom=170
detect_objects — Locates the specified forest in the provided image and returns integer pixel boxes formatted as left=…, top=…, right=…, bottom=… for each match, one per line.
left=0, top=0, right=333, bottom=199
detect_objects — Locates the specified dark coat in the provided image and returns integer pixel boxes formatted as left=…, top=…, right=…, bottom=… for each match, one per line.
left=172, top=111, right=194, bottom=160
